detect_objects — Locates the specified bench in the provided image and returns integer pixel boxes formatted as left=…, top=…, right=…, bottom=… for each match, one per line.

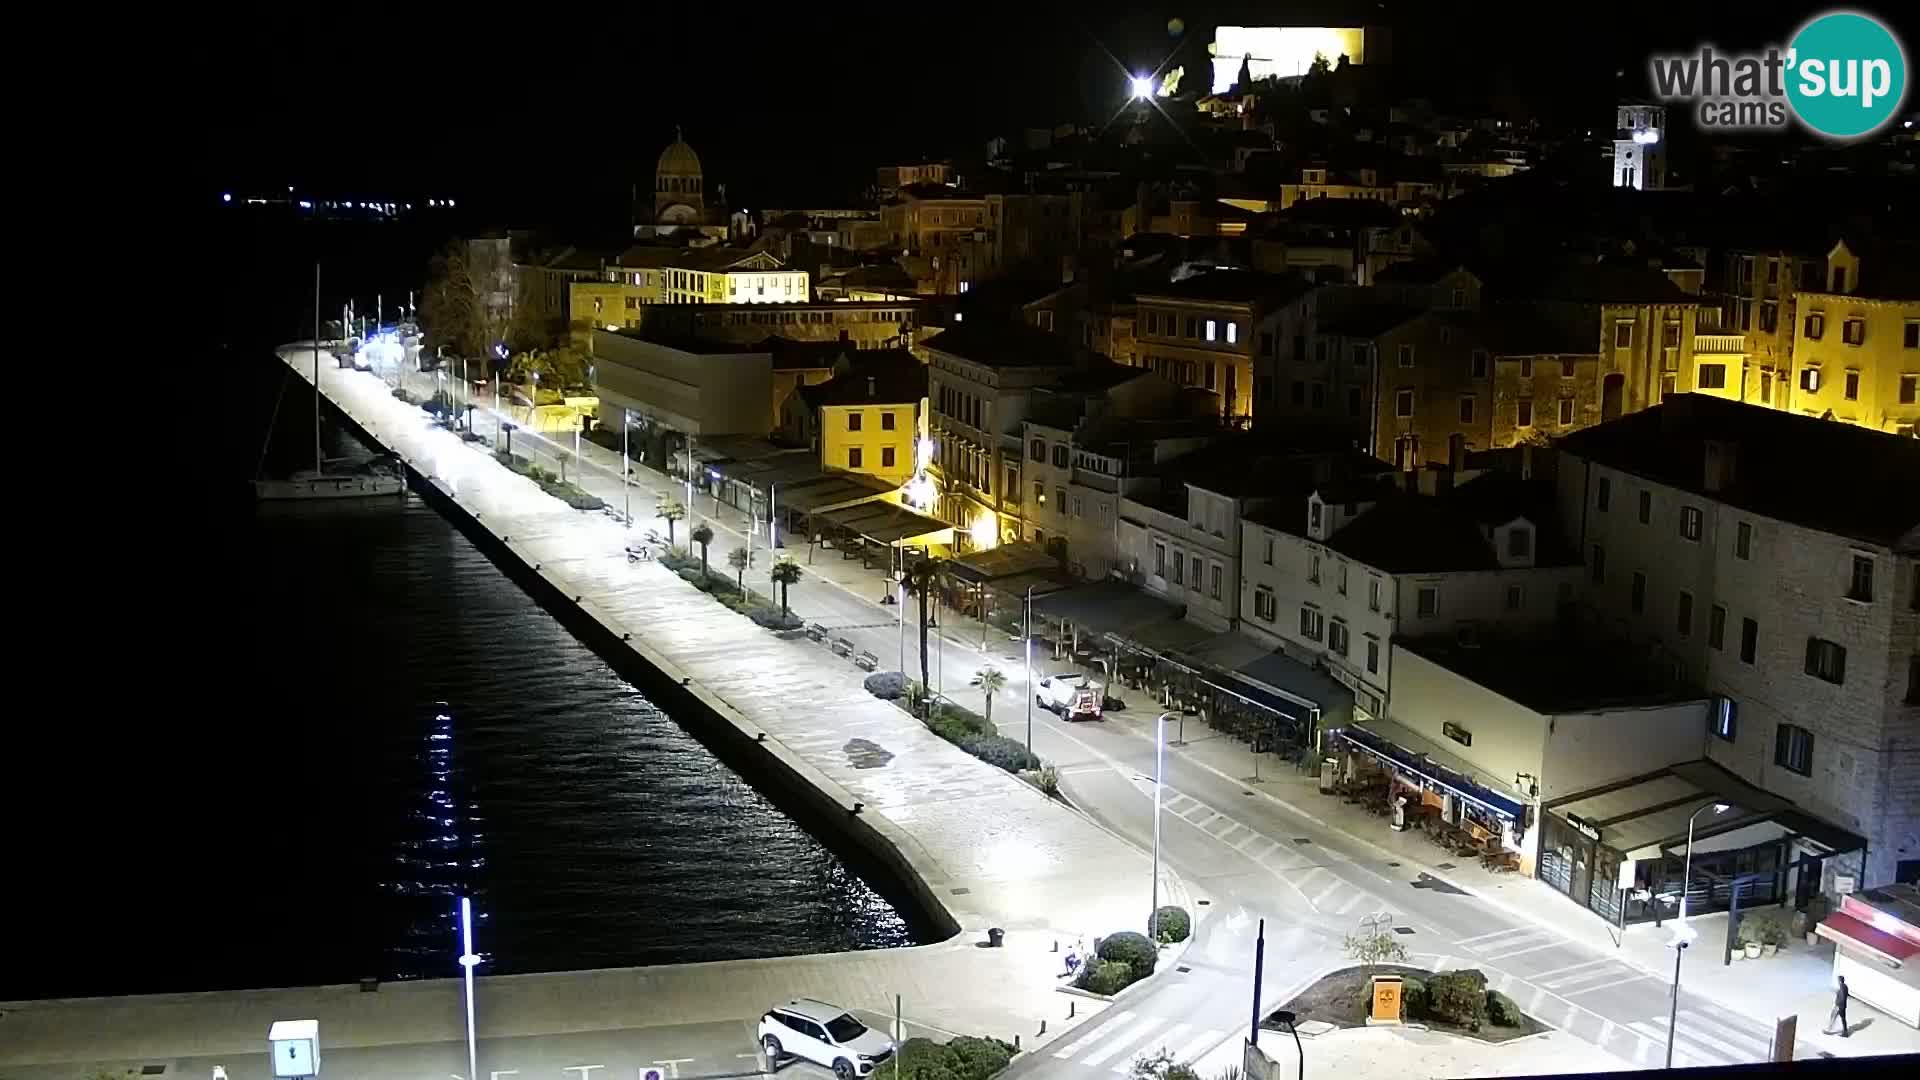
left=830, top=637, right=855, bottom=658
left=804, top=622, right=829, bottom=642
left=854, top=651, right=879, bottom=672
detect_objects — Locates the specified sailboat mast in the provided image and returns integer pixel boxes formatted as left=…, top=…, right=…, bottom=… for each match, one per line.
left=313, top=263, right=323, bottom=475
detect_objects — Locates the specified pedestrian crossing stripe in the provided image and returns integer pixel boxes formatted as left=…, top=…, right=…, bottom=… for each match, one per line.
left=1109, top=1022, right=1191, bottom=1073
left=1081, top=1015, right=1167, bottom=1066
left=1054, top=1010, right=1136, bottom=1058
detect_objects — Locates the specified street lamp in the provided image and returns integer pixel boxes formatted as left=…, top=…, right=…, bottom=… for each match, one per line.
left=1024, top=584, right=1040, bottom=756
left=1151, top=711, right=1173, bottom=937
left=1130, top=75, right=1155, bottom=99
left=457, top=896, right=482, bottom=1080
left=1271, top=1009, right=1304, bottom=1080
left=1665, top=801, right=1729, bottom=1069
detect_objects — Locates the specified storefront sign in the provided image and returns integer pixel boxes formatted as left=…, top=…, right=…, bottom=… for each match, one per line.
left=1565, top=813, right=1602, bottom=842
left=1442, top=721, right=1472, bottom=747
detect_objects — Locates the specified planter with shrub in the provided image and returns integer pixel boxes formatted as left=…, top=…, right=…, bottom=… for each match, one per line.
left=1075, top=930, right=1159, bottom=995
left=1150, top=905, right=1191, bottom=944
left=891, top=1036, right=1017, bottom=1080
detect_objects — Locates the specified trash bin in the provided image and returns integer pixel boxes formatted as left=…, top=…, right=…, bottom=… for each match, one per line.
left=1319, top=758, right=1338, bottom=794
left=987, top=927, right=1005, bottom=948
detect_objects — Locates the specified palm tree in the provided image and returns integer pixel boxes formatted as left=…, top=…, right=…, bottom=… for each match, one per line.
left=656, top=497, right=685, bottom=547
left=976, top=666, right=1006, bottom=725
left=727, top=547, right=750, bottom=593
left=769, top=558, right=803, bottom=617
left=904, top=557, right=943, bottom=713
left=690, top=523, right=714, bottom=579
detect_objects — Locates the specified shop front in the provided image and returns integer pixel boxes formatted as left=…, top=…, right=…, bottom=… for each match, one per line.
left=1330, top=721, right=1533, bottom=873
left=1540, top=760, right=1865, bottom=928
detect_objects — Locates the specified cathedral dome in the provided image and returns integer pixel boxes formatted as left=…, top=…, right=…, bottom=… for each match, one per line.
left=657, top=129, right=703, bottom=178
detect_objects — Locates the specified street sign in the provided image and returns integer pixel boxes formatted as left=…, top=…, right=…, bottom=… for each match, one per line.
left=268, top=1019, right=320, bottom=1078
left=642, top=1069, right=666, bottom=1080
left=1771, top=1015, right=1796, bottom=1061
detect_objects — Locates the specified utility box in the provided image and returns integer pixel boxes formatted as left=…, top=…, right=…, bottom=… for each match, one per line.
left=268, top=1019, right=320, bottom=1078
left=1366, top=975, right=1404, bottom=1025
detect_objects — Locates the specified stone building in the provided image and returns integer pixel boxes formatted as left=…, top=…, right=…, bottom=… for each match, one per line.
left=1554, top=394, right=1920, bottom=893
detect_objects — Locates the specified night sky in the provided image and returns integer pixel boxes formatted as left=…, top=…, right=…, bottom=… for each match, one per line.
left=190, top=2, right=1894, bottom=236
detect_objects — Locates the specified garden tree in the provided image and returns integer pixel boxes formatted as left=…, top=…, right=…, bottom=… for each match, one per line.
left=1342, top=928, right=1409, bottom=974
left=903, top=557, right=943, bottom=714
left=769, top=558, right=803, bottom=617
left=976, top=666, right=1006, bottom=724
left=656, top=497, right=685, bottom=546
left=508, top=345, right=590, bottom=398
left=421, top=241, right=513, bottom=359
left=690, top=523, right=714, bottom=579
left=727, top=546, right=750, bottom=592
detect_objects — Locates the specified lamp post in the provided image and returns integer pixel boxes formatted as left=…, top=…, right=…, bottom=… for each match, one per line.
left=1664, top=801, right=1729, bottom=1069
left=622, top=412, right=633, bottom=527
left=1151, top=711, right=1173, bottom=936
left=1272, top=1009, right=1303, bottom=1080
left=1023, top=584, right=1039, bottom=756
left=457, top=896, right=481, bottom=1080
left=768, top=481, right=781, bottom=549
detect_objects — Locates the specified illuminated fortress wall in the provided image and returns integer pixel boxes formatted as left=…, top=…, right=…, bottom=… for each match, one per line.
left=1210, top=26, right=1368, bottom=92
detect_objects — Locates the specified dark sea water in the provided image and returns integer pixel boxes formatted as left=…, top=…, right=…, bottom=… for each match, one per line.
left=4, top=214, right=921, bottom=1000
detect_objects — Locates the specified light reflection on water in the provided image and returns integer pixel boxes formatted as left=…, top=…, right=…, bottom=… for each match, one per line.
left=246, top=427, right=918, bottom=985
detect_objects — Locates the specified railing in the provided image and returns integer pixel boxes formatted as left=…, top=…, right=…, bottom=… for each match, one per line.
left=1694, top=334, right=1746, bottom=355
left=1072, top=467, right=1119, bottom=493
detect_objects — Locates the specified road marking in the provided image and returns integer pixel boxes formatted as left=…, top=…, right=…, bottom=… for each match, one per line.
left=1054, top=1010, right=1137, bottom=1058
left=1081, top=1016, right=1168, bottom=1067
left=1454, top=925, right=1539, bottom=948
left=1236, top=834, right=1275, bottom=857
left=1560, top=969, right=1659, bottom=995
left=1490, top=940, right=1568, bottom=961
left=1173, top=1027, right=1228, bottom=1065
left=1628, top=1021, right=1710, bottom=1066
left=1308, top=879, right=1349, bottom=907
left=1530, top=957, right=1612, bottom=983
left=1110, top=1022, right=1192, bottom=1073
left=1641, top=1015, right=1744, bottom=1063
left=1682, top=1009, right=1772, bottom=1057
left=1215, top=823, right=1246, bottom=844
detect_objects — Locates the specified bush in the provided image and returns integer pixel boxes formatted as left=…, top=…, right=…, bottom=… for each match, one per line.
left=865, top=671, right=909, bottom=700
left=1078, top=959, right=1135, bottom=996
left=1425, top=969, right=1489, bottom=1028
left=747, top=606, right=804, bottom=631
left=1098, top=931, right=1158, bottom=979
left=945, top=1035, right=1016, bottom=1080
left=1022, top=765, right=1060, bottom=796
left=1401, top=975, right=1428, bottom=1020
left=958, top=734, right=1041, bottom=773
left=892, top=1039, right=964, bottom=1080
left=677, top=567, right=707, bottom=586
left=932, top=702, right=996, bottom=737
left=1485, top=989, right=1522, bottom=1028
left=1150, top=905, right=1191, bottom=944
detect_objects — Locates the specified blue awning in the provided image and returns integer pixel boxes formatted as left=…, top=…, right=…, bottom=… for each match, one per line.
left=1333, top=723, right=1528, bottom=820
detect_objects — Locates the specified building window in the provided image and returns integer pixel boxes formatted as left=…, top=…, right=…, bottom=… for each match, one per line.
left=1520, top=357, right=1534, bottom=378
left=1774, top=723, right=1815, bottom=776
left=1337, top=563, right=1348, bottom=595
left=1254, top=586, right=1276, bottom=621
left=1740, top=617, right=1759, bottom=664
left=1308, top=553, right=1322, bottom=584
left=1901, top=374, right=1918, bottom=404
left=848, top=412, right=863, bottom=432
left=1398, top=344, right=1415, bottom=368
left=1072, top=496, right=1083, bottom=518
left=1328, top=620, right=1350, bottom=656
left=1205, top=319, right=1217, bottom=342
left=1805, top=638, right=1847, bottom=684
left=1844, top=370, right=1860, bottom=400
left=1677, top=591, right=1694, bottom=636
left=1471, top=350, right=1489, bottom=378
left=1558, top=397, right=1574, bottom=425
left=1154, top=543, right=1166, bottom=578
left=1227, top=322, right=1239, bottom=345
left=1170, top=550, right=1183, bottom=585
left=1842, top=318, right=1865, bottom=346
left=1459, top=396, right=1475, bottom=423
left=1034, top=481, right=1046, bottom=505
left=1591, top=544, right=1606, bottom=583
left=1801, top=367, right=1821, bottom=393
left=1505, top=583, right=1524, bottom=611
left=1395, top=389, right=1414, bottom=417
left=1597, top=476, right=1610, bottom=511
left=1631, top=571, right=1647, bottom=613
left=1366, top=639, right=1380, bottom=674
left=848, top=447, right=863, bottom=468
left=1416, top=586, right=1439, bottom=617
left=881, top=411, right=896, bottom=431
left=1680, top=506, right=1702, bottom=541
left=1190, top=554, right=1202, bottom=588
left=881, top=447, right=896, bottom=469
left=1848, top=555, right=1874, bottom=602
left=1614, top=322, right=1633, bottom=349
left=1299, top=607, right=1325, bottom=641
left=1905, top=320, right=1919, bottom=349
left=1710, top=697, right=1737, bottom=742
left=1368, top=578, right=1381, bottom=611
left=1056, top=487, right=1067, bottom=514
left=1562, top=357, right=1576, bottom=377
left=1638, top=489, right=1652, bottom=525
left=1186, top=317, right=1199, bottom=338
left=1709, top=604, right=1726, bottom=649
left=1263, top=536, right=1274, bottom=566
left=1210, top=563, right=1222, bottom=600
left=1735, top=521, right=1753, bottom=559
left=1053, top=444, right=1069, bottom=467
left=1805, top=313, right=1826, bottom=340
left=1698, top=363, right=1727, bottom=389
left=1507, top=527, right=1531, bottom=558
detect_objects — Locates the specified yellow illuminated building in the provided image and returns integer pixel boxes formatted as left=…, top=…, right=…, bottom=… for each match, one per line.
left=570, top=249, right=810, bottom=336
left=1787, top=241, right=1920, bottom=437
left=793, top=363, right=929, bottom=486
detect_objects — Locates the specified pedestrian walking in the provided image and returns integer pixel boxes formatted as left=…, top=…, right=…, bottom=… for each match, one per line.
left=1825, top=975, right=1850, bottom=1036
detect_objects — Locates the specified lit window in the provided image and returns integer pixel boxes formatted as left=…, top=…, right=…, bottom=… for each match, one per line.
left=1205, top=319, right=1218, bottom=342
left=1226, top=322, right=1238, bottom=344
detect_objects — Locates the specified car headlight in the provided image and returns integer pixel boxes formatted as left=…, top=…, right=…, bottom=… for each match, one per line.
left=858, top=1055, right=875, bottom=1062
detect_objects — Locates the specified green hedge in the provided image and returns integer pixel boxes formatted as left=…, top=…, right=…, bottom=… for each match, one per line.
left=1486, top=989, right=1522, bottom=1028
left=1076, top=930, right=1159, bottom=994
left=1150, top=905, right=1191, bottom=944
left=1079, top=960, right=1134, bottom=996
left=492, top=450, right=605, bottom=510
left=891, top=1036, right=1017, bottom=1080
left=1425, top=969, right=1489, bottom=1027
left=957, top=734, right=1040, bottom=772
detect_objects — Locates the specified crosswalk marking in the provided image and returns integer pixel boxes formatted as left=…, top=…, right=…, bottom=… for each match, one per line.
left=1454, top=925, right=1537, bottom=948
left=1054, top=1010, right=1136, bottom=1058
left=1627, top=1020, right=1711, bottom=1067
left=1641, top=1012, right=1760, bottom=1064
left=1081, top=1016, right=1166, bottom=1067
left=1531, top=957, right=1611, bottom=983
left=1491, top=939, right=1568, bottom=960
left=1171, top=1027, right=1228, bottom=1066
left=1682, top=1009, right=1771, bottom=1057
left=1236, top=835, right=1273, bottom=857
left=1109, top=1022, right=1192, bottom=1073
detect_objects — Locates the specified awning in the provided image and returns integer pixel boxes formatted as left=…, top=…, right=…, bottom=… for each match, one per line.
left=1546, top=759, right=1867, bottom=861
left=946, top=542, right=1057, bottom=585
left=1817, top=912, right=1920, bottom=966
left=1032, top=580, right=1183, bottom=636
left=1333, top=721, right=1529, bottom=820
left=778, top=474, right=899, bottom=515
left=814, top=500, right=954, bottom=546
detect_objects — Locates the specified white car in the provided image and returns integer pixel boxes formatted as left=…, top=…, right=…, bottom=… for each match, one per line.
left=1034, top=672, right=1096, bottom=713
left=759, top=998, right=895, bottom=1079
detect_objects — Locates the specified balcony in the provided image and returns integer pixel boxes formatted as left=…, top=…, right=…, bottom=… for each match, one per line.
left=1072, top=467, right=1119, bottom=493
left=1694, top=334, right=1745, bottom=356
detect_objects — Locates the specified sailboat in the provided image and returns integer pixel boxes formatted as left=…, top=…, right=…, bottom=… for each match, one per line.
left=254, top=265, right=407, bottom=500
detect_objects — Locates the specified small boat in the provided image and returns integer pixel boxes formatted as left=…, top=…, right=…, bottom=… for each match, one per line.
left=255, top=265, right=406, bottom=501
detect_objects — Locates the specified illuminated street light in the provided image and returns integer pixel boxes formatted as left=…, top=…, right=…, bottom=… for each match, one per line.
left=457, top=896, right=481, bottom=1080
left=1151, top=711, right=1173, bottom=936
left=1130, top=75, right=1155, bottom=99
left=1665, top=801, right=1730, bottom=1068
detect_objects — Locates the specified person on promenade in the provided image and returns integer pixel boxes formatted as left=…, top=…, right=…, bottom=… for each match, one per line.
left=1825, top=975, right=1849, bottom=1036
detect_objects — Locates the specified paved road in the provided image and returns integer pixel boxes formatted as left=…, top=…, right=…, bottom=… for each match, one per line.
left=396, top=386, right=1789, bottom=1075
